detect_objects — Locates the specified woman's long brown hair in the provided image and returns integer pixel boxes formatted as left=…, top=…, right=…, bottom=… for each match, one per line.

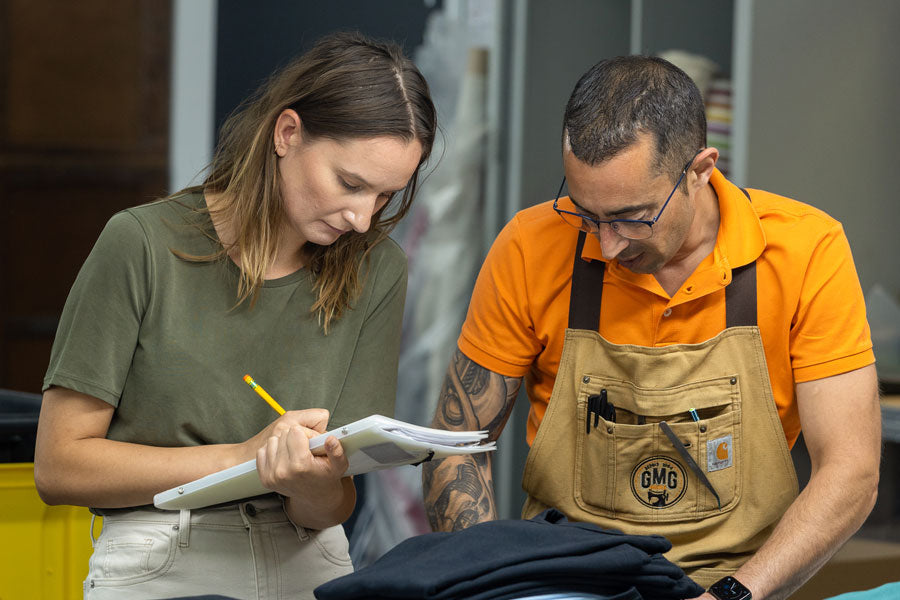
left=176, top=32, right=436, bottom=332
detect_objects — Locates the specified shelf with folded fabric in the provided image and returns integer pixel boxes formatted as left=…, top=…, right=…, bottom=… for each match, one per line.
left=705, top=77, right=732, bottom=177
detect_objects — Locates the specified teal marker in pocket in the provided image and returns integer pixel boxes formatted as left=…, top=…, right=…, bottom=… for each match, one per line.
left=689, top=408, right=700, bottom=422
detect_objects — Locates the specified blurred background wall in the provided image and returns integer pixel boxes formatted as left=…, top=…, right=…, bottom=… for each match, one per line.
left=1, top=0, right=171, bottom=393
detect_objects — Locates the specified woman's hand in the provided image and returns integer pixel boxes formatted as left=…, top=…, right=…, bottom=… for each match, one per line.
left=236, top=408, right=330, bottom=463
left=252, top=410, right=356, bottom=529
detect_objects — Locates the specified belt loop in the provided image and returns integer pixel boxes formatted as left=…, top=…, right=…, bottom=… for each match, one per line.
left=278, top=495, right=309, bottom=541
left=89, top=513, right=99, bottom=547
left=292, top=520, right=310, bottom=542
left=177, top=508, right=191, bottom=548
left=239, top=502, right=252, bottom=528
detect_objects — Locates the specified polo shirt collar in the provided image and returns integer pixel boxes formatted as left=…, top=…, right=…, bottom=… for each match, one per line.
left=580, top=168, right=766, bottom=294
left=710, top=169, right=766, bottom=269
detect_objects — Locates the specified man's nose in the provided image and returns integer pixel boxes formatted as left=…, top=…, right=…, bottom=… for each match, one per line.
left=595, top=223, right=629, bottom=260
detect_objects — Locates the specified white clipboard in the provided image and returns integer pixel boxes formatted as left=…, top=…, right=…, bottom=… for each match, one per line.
left=153, top=415, right=494, bottom=510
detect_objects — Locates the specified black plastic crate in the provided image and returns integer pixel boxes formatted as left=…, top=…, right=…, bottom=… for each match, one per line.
left=0, top=389, right=42, bottom=463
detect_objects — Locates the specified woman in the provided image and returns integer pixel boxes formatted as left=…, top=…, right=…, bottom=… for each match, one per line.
left=34, top=31, right=436, bottom=599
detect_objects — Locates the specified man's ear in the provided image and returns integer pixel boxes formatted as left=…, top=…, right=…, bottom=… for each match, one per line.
left=273, top=109, right=303, bottom=157
left=690, top=147, right=720, bottom=189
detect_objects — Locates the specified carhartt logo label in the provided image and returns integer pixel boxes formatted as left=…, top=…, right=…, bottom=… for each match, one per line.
left=630, top=456, right=687, bottom=509
left=717, top=443, right=729, bottom=460
left=707, top=435, right=733, bottom=472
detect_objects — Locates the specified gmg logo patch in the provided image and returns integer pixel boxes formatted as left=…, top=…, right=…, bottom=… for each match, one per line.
left=630, top=456, right=688, bottom=509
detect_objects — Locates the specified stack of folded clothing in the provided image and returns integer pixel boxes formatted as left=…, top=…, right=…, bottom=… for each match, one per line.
left=315, top=509, right=704, bottom=600
left=705, top=78, right=732, bottom=177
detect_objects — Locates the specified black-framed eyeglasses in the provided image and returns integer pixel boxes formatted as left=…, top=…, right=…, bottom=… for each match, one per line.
left=553, top=153, right=699, bottom=240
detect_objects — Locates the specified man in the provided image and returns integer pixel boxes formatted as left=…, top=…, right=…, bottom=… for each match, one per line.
left=422, top=56, right=881, bottom=600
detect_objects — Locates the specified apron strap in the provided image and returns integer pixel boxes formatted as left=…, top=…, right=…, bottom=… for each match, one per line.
left=725, top=189, right=758, bottom=328
left=568, top=230, right=605, bottom=330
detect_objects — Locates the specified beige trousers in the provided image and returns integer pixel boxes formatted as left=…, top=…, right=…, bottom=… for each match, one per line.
left=84, top=495, right=353, bottom=600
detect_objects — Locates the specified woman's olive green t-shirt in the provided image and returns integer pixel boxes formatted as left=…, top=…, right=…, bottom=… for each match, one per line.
left=43, top=192, right=406, bottom=447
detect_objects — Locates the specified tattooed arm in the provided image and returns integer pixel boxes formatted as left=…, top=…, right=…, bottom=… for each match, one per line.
left=422, top=348, right=522, bottom=532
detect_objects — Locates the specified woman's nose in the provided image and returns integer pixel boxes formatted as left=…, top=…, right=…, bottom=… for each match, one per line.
left=342, top=194, right=383, bottom=233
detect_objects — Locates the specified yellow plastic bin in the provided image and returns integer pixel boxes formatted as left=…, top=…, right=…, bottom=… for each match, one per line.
left=0, top=463, right=99, bottom=600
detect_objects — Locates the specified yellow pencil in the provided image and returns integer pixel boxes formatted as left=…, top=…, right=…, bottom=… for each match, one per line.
left=243, top=374, right=286, bottom=415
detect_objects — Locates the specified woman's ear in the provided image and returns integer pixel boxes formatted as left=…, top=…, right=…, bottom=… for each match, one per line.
left=273, top=109, right=303, bottom=157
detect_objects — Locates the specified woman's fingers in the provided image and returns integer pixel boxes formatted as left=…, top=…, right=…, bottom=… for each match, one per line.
left=256, top=441, right=268, bottom=472
left=257, top=424, right=349, bottom=496
left=294, top=408, right=330, bottom=433
left=323, top=435, right=349, bottom=475
left=275, top=409, right=330, bottom=432
left=246, top=409, right=331, bottom=464
left=282, top=425, right=311, bottom=466
left=257, top=435, right=280, bottom=489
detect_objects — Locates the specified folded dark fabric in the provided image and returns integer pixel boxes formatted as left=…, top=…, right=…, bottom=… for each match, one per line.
left=161, top=596, right=240, bottom=599
left=463, top=582, right=643, bottom=600
left=314, top=508, right=704, bottom=600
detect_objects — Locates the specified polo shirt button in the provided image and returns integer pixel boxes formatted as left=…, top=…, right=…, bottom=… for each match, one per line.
left=684, top=285, right=694, bottom=295
left=663, top=308, right=672, bottom=317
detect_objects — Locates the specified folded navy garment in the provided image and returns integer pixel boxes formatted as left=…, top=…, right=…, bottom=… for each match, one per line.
left=163, top=596, right=239, bottom=599
left=314, top=509, right=704, bottom=600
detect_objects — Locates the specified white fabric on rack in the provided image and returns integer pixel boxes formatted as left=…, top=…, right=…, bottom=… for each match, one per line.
left=349, top=4, right=493, bottom=568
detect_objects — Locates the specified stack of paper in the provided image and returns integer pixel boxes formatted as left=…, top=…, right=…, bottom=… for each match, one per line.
left=154, top=415, right=495, bottom=510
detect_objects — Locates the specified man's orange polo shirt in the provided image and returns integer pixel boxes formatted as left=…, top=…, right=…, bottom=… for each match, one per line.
left=458, top=169, right=874, bottom=447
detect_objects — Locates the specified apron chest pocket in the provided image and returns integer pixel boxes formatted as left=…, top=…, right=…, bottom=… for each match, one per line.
left=573, top=375, right=743, bottom=522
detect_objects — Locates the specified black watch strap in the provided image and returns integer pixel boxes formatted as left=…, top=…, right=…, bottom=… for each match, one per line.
left=708, top=576, right=752, bottom=600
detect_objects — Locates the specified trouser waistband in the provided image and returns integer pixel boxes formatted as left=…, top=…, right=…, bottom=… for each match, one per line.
left=90, top=494, right=307, bottom=547
left=91, top=492, right=281, bottom=517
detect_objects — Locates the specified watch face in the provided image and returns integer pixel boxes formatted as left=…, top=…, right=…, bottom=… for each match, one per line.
left=709, top=576, right=752, bottom=600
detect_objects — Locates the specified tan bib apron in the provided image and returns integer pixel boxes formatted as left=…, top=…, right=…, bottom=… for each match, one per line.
left=521, top=221, right=798, bottom=588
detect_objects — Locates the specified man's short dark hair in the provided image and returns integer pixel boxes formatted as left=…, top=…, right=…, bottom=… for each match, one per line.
left=563, top=56, right=707, bottom=181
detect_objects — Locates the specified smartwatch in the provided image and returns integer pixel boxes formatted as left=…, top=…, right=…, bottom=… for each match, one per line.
left=708, top=576, right=752, bottom=600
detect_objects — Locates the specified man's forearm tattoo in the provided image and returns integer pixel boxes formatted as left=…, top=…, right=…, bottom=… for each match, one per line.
left=438, top=375, right=466, bottom=427
left=458, top=356, right=489, bottom=396
left=423, top=349, right=521, bottom=531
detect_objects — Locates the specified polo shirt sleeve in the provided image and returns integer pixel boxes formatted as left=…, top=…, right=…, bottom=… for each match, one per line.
left=790, top=222, right=874, bottom=382
left=458, top=216, right=542, bottom=378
